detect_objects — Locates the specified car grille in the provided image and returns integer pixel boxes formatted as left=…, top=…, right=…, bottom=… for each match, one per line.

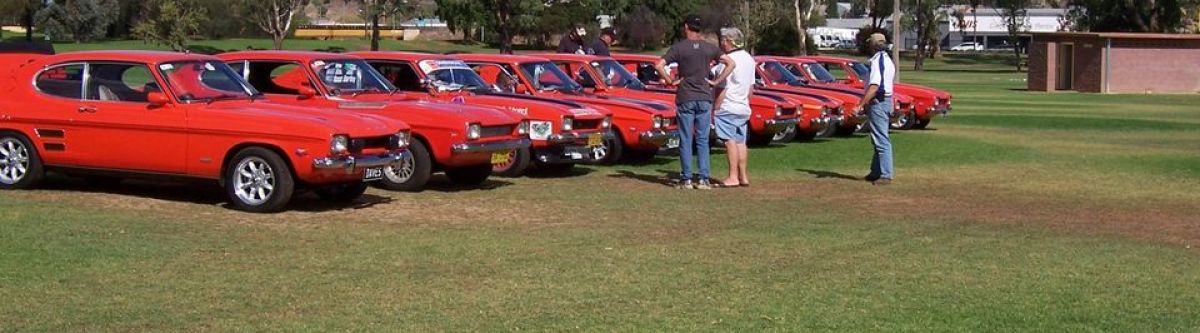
left=351, top=135, right=393, bottom=153
left=574, top=119, right=602, bottom=130
left=937, top=98, right=950, bottom=106
left=780, top=107, right=797, bottom=116
left=481, top=125, right=514, bottom=138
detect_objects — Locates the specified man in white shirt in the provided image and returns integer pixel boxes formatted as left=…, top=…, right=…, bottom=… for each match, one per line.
left=712, top=27, right=755, bottom=188
left=853, top=33, right=896, bottom=186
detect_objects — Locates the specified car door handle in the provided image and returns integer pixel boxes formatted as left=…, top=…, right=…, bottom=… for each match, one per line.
left=77, top=106, right=97, bottom=113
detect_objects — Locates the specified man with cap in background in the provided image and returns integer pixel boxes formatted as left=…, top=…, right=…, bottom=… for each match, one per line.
left=557, top=23, right=588, bottom=54
left=854, top=33, right=897, bottom=186
left=655, top=15, right=736, bottom=190
left=586, top=28, right=616, bottom=56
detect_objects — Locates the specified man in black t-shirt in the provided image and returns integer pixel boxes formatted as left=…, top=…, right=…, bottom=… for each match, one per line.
left=585, top=28, right=616, bottom=56
left=556, top=24, right=588, bottom=54
left=655, top=15, right=736, bottom=190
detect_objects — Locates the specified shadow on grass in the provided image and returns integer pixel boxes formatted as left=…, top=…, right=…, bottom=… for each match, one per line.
left=796, top=168, right=861, bottom=181
left=286, top=193, right=395, bottom=212
left=524, top=165, right=596, bottom=179
left=418, top=176, right=516, bottom=193
left=607, top=169, right=677, bottom=187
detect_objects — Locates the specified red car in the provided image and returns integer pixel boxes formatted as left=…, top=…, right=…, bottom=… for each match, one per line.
left=607, top=53, right=839, bottom=142
left=455, top=53, right=677, bottom=163
left=0, top=50, right=411, bottom=212
left=348, top=51, right=613, bottom=177
left=537, top=53, right=811, bottom=145
left=801, top=55, right=952, bottom=129
left=218, top=51, right=529, bottom=191
left=758, top=56, right=917, bottom=131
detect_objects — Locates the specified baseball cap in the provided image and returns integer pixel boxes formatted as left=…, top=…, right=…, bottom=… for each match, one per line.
left=684, top=15, right=702, bottom=31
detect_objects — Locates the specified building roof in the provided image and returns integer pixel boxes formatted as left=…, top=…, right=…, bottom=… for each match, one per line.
left=1032, top=32, right=1200, bottom=40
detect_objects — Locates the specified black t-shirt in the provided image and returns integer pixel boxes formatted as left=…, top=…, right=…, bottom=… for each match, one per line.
left=662, top=39, right=723, bottom=105
left=585, top=39, right=610, bottom=56
left=557, top=36, right=585, bottom=54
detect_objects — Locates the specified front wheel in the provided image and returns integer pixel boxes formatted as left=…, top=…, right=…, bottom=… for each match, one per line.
left=225, top=147, right=295, bottom=213
left=771, top=124, right=798, bottom=143
left=446, top=164, right=492, bottom=185
left=913, top=117, right=932, bottom=129
left=0, top=133, right=44, bottom=190
left=591, top=131, right=623, bottom=165
left=314, top=182, right=368, bottom=203
left=378, top=140, right=431, bottom=192
left=492, top=147, right=530, bottom=177
left=890, top=112, right=916, bottom=130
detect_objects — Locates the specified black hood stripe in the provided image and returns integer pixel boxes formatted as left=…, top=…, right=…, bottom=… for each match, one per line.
left=760, top=88, right=836, bottom=104
left=483, top=92, right=587, bottom=109
left=597, top=96, right=669, bottom=111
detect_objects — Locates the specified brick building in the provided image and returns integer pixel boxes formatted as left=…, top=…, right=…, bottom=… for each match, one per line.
left=1028, top=32, right=1200, bottom=94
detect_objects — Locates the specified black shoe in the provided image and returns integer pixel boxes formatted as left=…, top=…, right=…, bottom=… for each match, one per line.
left=864, top=174, right=881, bottom=182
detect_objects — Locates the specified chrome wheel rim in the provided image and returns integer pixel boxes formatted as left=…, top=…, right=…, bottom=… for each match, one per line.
left=232, top=157, right=275, bottom=206
left=0, top=138, right=30, bottom=185
left=772, top=125, right=796, bottom=142
left=590, top=140, right=610, bottom=161
left=891, top=114, right=909, bottom=128
left=385, top=152, right=415, bottom=183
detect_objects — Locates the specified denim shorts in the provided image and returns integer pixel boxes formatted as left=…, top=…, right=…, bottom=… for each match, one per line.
left=714, top=112, right=750, bottom=143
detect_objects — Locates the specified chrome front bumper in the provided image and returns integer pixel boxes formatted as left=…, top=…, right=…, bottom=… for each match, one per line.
left=312, top=151, right=408, bottom=174
left=547, top=131, right=614, bottom=144
left=451, top=138, right=532, bottom=154
left=639, top=129, right=678, bottom=146
left=764, top=118, right=800, bottom=132
left=810, top=115, right=833, bottom=129
left=930, top=106, right=951, bottom=115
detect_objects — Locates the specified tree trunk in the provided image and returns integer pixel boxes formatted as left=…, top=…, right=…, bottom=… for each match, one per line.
left=274, top=36, right=285, bottom=50
left=371, top=14, right=381, bottom=51
left=23, top=8, right=35, bottom=41
left=795, top=0, right=807, bottom=55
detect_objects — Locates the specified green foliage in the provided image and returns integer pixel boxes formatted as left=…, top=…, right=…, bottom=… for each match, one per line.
left=826, top=0, right=841, bottom=18
left=1066, top=0, right=1190, bottom=33
left=615, top=4, right=670, bottom=50
left=905, top=0, right=946, bottom=70
left=755, top=19, right=802, bottom=55
left=34, top=0, right=119, bottom=43
left=132, top=0, right=209, bottom=51
left=434, top=0, right=544, bottom=53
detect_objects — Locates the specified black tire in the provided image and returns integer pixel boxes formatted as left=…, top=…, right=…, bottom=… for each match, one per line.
left=815, top=121, right=838, bottom=138
left=492, top=147, right=530, bottom=177
left=834, top=124, right=859, bottom=136
left=913, top=117, right=932, bottom=129
left=224, top=147, right=295, bottom=213
left=445, top=164, right=492, bottom=185
left=591, top=130, right=623, bottom=165
left=795, top=128, right=819, bottom=141
left=890, top=112, right=916, bottom=130
left=314, top=182, right=368, bottom=203
left=771, top=124, right=798, bottom=143
left=0, top=133, right=44, bottom=190
left=82, top=175, right=123, bottom=188
left=378, top=139, right=432, bottom=192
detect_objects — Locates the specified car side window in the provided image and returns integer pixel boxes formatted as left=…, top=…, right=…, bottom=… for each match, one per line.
left=242, top=61, right=309, bottom=95
left=87, top=63, right=157, bottom=103
left=369, top=61, right=423, bottom=92
left=824, top=64, right=849, bottom=81
left=35, top=64, right=85, bottom=99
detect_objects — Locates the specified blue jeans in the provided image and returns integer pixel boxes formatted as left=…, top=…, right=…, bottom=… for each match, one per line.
left=676, top=101, right=712, bottom=181
left=868, top=97, right=894, bottom=179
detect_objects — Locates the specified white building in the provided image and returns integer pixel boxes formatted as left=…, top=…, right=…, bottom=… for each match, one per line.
left=820, top=6, right=1068, bottom=51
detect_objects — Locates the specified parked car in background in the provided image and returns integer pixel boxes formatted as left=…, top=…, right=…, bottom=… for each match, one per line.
left=949, top=42, right=985, bottom=52
left=0, top=50, right=412, bottom=212
left=350, top=51, right=613, bottom=177
left=802, top=55, right=953, bottom=129
left=758, top=56, right=916, bottom=130
left=609, top=53, right=836, bottom=142
left=455, top=53, right=675, bottom=164
left=219, top=51, right=528, bottom=191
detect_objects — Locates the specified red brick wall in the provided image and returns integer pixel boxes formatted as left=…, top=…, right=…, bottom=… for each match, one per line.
left=1028, top=41, right=1051, bottom=91
left=1107, top=39, right=1200, bottom=93
left=1072, top=40, right=1105, bottom=93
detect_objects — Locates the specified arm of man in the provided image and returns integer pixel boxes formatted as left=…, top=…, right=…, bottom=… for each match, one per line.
left=707, top=54, right=736, bottom=87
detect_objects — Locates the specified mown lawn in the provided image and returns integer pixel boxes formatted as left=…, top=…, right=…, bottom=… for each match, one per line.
left=1, top=40, right=1198, bottom=331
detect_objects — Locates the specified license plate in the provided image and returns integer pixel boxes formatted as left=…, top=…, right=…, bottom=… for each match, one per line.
left=491, top=151, right=511, bottom=164
left=362, top=167, right=384, bottom=182
left=587, top=133, right=604, bottom=147
left=665, top=137, right=681, bottom=149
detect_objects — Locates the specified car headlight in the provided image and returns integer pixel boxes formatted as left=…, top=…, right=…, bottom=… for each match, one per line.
left=390, top=131, right=410, bottom=149
left=330, top=135, right=349, bottom=155
left=561, top=117, right=573, bottom=131
left=517, top=120, right=530, bottom=135
left=775, top=106, right=783, bottom=117
left=467, top=123, right=482, bottom=140
left=601, top=116, right=612, bottom=129
left=652, top=115, right=663, bottom=129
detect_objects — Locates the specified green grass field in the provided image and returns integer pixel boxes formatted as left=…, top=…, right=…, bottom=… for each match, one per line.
left=2, top=39, right=1199, bottom=331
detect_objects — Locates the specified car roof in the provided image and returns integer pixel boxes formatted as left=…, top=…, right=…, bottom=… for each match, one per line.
left=755, top=56, right=818, bottom=64
left=347, top=51, right=455, bottom=62
left=43, top=50, right=218, bottom=64
left=610, top=53, right=661, bottom=62
left=218, top=50, right=361, bottom=62
left=530, top=53, right=608, bottom=62
left=453, top=53, right=551, bottom=63
left=800, top=55, right=856, bottom=63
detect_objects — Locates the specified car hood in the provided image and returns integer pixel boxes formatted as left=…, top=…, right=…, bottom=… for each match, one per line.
left=203, top=100, right=405, bottom=138
left=333, top=95, right=520, bottom=127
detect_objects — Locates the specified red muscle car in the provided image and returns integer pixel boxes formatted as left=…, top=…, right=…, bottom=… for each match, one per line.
left=756, top=56, right=917, bottom=135
left=758, top=56, right=918, bottom=131
left=800, top=55, right=952, bottom=129
left=0, top=50, right=412, bottom=212
left=348, top=51, right=613, bottom=177
left=218, top=51, right=530, bottom=191
left=610, top=53, right=839, bottom=141
left=454, top=53, right=676, bottom=163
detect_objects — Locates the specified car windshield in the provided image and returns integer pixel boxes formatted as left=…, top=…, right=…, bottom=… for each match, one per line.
left=418, top=59, right=492, bottom=93
left=519, top=61, right=582, bottom=93
left=590, top=59, right=645, bottom=90
left=850, top=61, right=870, bottom=78
left=311, top=59, right=394, bottom=96
left=158, top=60, right=259, bottom=103
left=761, top=61, right=807, bottom=86
left=804, top=63, right=838, bottom=83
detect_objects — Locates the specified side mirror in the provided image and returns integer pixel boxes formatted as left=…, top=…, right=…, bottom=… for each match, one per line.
left=147, top=92, right=170, bottom=107
left=298, top=86, right=317, bottom=100
left=514, top=84, right=529, bottom=95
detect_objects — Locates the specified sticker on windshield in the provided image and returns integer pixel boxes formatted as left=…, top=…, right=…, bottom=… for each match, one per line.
left=321, top=62, right=361, bottom=85
left=159, top=64, right=174, bottom=71
left=204, top=63, right=216, bottom=71
left=419, top=60, right=472, bottom=74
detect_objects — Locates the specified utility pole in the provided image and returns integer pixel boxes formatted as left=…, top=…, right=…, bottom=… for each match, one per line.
left=891, top=0, right=901, bottom=80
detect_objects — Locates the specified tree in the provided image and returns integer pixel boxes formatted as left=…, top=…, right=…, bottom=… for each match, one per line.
left=434, top=0, right=488, bottom=42
left=616, top=4, right=669, bottom=50
left=906, top=0, right=945, bottom=70
left=869, top=0, right=895, bottom=29
left=245, top=0, right=309, bottom=50
left=35, top=0, right=119, bottom=43
left=793, top=0, right=820, bottom=55
left=993, top=0, right=1030, bottom=71
left=132, top=0, right=209, bottom=51
left=435, top=0, right=543, bottom=54
left=359, top=0, right=417, bottom=51
left=1065, top=0, right=1190, bottom=33
left=0, top=0, right=44, bottom=41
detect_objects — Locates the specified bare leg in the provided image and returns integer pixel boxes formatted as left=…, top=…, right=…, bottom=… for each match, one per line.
left=737, top=143, right=749, bottom=185
left=722, top=139, right=741, bottom=186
